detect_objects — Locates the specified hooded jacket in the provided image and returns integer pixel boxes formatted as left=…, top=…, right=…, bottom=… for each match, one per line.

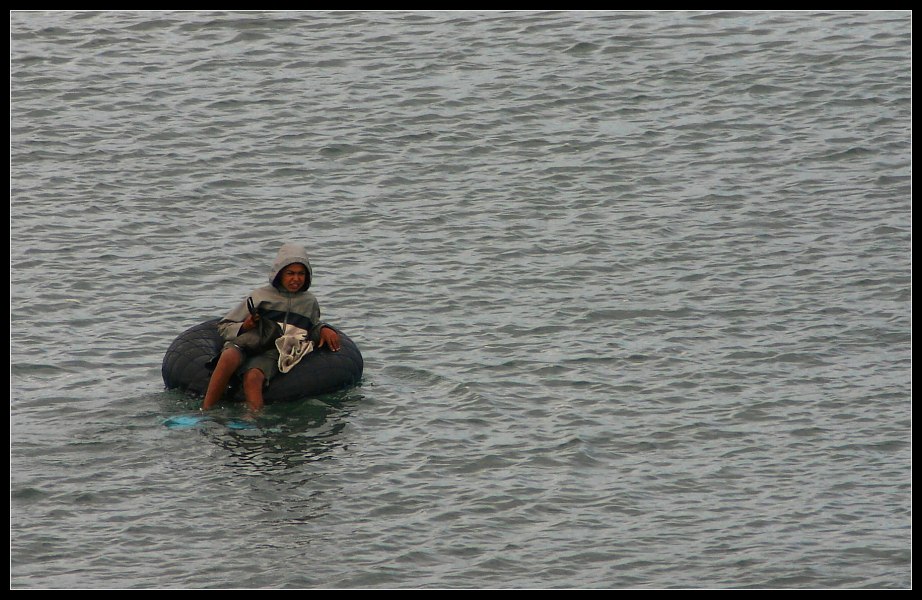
left=217, top=243, right=329, bottom=347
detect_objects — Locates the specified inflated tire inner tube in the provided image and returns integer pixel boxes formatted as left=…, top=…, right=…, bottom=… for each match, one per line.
left=162, top=319, right=363, bottom=404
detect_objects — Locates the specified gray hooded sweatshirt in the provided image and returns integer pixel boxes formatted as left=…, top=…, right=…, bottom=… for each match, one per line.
left=217, top=243, right=329, bottom=346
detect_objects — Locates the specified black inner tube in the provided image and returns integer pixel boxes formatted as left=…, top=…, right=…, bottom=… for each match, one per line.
left=162, top=319, right=363, bottom=403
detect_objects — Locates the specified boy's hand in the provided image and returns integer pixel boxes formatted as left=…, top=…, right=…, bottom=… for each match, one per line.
left=241, top=313, right=259, bottom=331
left=318, top=327, right=341, bottom=352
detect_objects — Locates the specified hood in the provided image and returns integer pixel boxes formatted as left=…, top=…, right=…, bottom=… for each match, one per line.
left=269, top=243, right=313, bottom=292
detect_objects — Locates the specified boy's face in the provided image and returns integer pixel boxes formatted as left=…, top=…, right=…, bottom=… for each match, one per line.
left=280, top=263, right=308, bottom=292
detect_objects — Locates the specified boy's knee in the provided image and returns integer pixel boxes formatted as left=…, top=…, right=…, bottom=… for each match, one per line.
left=218, top=345, right=244, bottom=367
left=242, top=368, right=266, bottom=386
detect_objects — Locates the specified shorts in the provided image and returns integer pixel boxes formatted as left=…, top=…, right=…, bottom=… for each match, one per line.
left=224, top=342, right=280, bottom=385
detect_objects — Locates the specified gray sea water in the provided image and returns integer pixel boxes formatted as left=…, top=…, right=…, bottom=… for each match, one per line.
left=10, top=10, right=911, bottom=589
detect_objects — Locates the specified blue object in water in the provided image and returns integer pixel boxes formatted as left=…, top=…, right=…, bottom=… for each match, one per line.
left=163, top=414, right=259, bottom=431
left=163, top=414, right=208, bottom=429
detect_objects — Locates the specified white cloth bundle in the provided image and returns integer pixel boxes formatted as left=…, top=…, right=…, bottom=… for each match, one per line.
left=275, top=324, right=314, bottom=373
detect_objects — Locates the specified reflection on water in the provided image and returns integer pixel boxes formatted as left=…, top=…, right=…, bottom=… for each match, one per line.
left=162, top=389, right=365, bottom=474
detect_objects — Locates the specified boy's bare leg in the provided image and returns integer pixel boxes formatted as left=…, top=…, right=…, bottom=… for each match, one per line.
left=241, top=369, right=266, bottom=413
left=202, top=347, right=244, bottom=410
